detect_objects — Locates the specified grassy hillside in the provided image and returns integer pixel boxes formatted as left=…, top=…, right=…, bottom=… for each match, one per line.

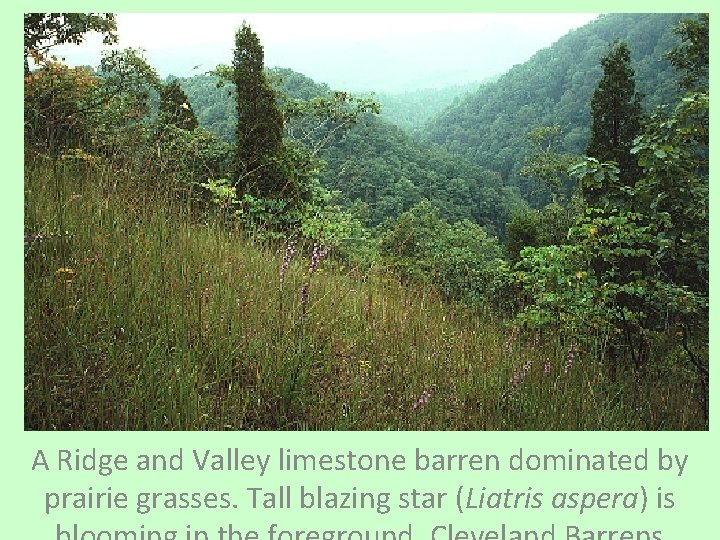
left=24, top=153, right=705, bottom=430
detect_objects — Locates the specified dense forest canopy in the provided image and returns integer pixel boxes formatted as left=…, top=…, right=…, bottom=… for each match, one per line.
left=424, top=13, right=692, bottom=205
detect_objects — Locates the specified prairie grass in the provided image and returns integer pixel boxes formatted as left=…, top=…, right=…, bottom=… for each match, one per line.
left=24, top=154, right=706, bottom=430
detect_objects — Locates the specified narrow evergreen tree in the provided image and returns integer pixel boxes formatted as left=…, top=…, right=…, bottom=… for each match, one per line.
left=233, top=22, right=284, bottom=197
left=158, top=80, right=198, bottom=130
left=585, top=41, right=643, bottom=205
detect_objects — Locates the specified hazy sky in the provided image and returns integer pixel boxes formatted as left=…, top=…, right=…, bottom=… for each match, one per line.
left=51, top=13, right=599, bottom=92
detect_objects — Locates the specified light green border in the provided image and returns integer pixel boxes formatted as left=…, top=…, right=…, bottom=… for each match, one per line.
left=3, top=1, right=717, bottom=538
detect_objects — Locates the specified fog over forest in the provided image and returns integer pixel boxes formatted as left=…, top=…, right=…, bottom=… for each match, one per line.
left=51, top=13, right=598, bottom=91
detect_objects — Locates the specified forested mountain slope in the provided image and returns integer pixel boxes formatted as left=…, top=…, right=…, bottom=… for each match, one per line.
left=423, top=13, right=691, bottom=202
left=181, top=68, right=523, bottom=233
left=319, top=113, right=524, bottom=231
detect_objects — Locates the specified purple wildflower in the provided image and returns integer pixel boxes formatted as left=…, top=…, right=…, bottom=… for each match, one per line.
left=279, top=240, right=297, bottom=283
left=297, top=240, right=330, bottom=322
left=565, top=343, right=576, bottom=374
left=308, top=241, right=331, bottom=274
left=503, top=359, right=533, bottom=400
left=412, top=386, right=435, bottom=410
left=24, top=231, right=57, bottom=248
left=505, top=327, right=519, bottom=356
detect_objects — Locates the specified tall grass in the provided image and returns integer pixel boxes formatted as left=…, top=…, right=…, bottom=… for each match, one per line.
left=24, top=153, right=706, bottom=430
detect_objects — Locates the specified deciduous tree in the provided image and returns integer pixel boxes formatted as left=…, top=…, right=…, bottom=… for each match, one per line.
left=665, top=13, right=708, bottom=91
left=24, top=13, right=117, bottom=75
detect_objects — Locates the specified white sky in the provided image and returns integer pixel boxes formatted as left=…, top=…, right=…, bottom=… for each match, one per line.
left=51, top=13, right=599, bottom=91
left=114, top=13, right=597, bottom=45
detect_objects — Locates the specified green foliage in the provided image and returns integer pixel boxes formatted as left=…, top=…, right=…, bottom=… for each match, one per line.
left=504, top=200, right=579, bottom=263
left=282, top=90, right=380, bottom=156
left=566, top=152, right=707, bottom=376
left=25, top=152, right=707, bottom=430
left=151, top=126, right=232, bottom=189
left=570, top=158, right=622, bottom=208
left=520, top=125, right=583, bottom=205
left=504, top=209, right=542, bottom=264
left=23, top=43, right=230, bottom=194
left=631, top=92, right=708, bottom=290
left=573, top=207, right=705, bottom=325
left=225, top=26, right=381, bottom=242
left=514, top=23, right=707, bottom=406
left=573, top=88, right=708, bottom=333
left=512, top=201, right=706, bottom=370
left=97, top=48, right=161, bottom=114
left=182, top=69, right=522, bottom=234
left=200, top=172, right=364, bottom=245
left=233, top=22, right=285, bottom=197
left=22, top=13, right=709, bottom=428
left=24, top=13, right=117, bottom=74
left=158, top=80, right=198, bottom=131
left=199, top=178, right=237, bottom=213
left=24, top=47, right=160, bottom=157
left=181, top=72, right=236, bottom=141
left=504, top=199, right=579, bottom=263
left=514, top=243, right=600, bottom=334
left=85, top=49, right=162, bottom=166
left=585, top=41, right=643, bottom=197
left=189, top=50, right=382, bottom=241
left=322, top=114, right=525, bottom=233
left=24, top=62, right=99, bottom=152
left=379, top=201, right=505, bottom=305
left=665, top=14, right=708, bottom=91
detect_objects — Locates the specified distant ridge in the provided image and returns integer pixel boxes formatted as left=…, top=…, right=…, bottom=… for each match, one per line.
left=423, top=13, right=693, bottom=199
